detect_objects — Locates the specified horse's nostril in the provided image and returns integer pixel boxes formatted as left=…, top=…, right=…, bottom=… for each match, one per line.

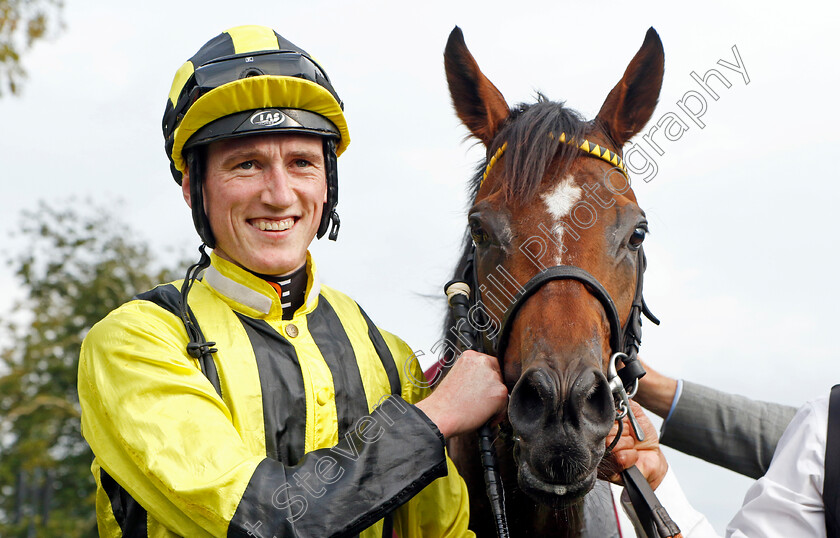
left=576, top=370, right=613, bottom=427
left=509, top=368, right=555, bottom=434
left=514, top=379, right=542, bottom=417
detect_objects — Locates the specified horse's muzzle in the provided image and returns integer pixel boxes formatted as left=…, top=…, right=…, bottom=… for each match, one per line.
left=507, top=365, right=614, bottom=502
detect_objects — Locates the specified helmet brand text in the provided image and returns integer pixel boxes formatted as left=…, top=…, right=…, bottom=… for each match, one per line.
left=250, top=110, right=286, bottom=127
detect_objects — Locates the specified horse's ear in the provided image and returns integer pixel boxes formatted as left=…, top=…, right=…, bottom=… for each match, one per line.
left=444, top=26, right=510, bottom=146
left=595, top=27, right=664, bottom=148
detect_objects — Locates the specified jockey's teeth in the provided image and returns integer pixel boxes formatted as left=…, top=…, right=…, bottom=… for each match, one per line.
left=255, top=219, right=292, bottom=231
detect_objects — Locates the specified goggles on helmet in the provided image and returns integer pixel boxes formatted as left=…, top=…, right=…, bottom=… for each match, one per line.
left=164, top=46, right=349, bottom=180
left=187, top=50, right=341, bottom=111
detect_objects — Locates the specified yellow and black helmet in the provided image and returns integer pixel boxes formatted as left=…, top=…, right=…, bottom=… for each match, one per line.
left=162, top=25, right=349, bottom=244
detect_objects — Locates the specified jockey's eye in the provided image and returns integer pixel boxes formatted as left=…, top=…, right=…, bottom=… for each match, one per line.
left=628, top=225, right=647, bottom=250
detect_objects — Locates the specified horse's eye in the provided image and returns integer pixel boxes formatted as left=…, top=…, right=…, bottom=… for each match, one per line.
left=628, top=226, right=647, bottom=250
left=470, top=220, right=489, bottom=246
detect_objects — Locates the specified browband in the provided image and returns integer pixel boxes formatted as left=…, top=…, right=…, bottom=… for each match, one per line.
left=481, top=132, right=629, bottom=188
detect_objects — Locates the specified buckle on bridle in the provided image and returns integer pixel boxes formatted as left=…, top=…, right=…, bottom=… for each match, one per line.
left=607, top=352, right=645, bottom=441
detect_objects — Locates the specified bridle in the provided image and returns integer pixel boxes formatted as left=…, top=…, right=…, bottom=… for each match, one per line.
left=445, top=132, right=681, bottom=538
left=481, top=252, right=657, bottom=432
left=474, top=133, right=659, bottom=437
left=462, top=231, right=656, bottom=443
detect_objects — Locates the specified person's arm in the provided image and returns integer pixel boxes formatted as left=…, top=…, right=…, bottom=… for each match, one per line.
left=609, top=396, right=830, bottom=538
left=384, top=330, right=503, bottom=538
left=726, top=397, right=829, bottom=537
left=632, top=359, right=679, bottom=418
left=79, top=303, right=503, bottom=537
left=633, top=360, right=797, bottom=478
left=606, top=402, right=720, bottom=538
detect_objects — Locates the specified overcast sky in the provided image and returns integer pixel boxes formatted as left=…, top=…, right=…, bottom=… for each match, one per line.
left=1, top=0, right=838, bottom=532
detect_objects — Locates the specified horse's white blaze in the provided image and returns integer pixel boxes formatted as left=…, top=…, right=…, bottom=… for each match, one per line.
left=541, top=175, right=582, bottom=265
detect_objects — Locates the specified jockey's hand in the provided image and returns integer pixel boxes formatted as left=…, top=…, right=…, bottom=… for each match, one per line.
left=604, top=399, right=669, bottom=490
left=415, top=350, right=508, bottom=439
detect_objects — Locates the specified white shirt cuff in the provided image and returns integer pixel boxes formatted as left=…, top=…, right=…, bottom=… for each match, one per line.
left=660, top=378, right=683, bottom=437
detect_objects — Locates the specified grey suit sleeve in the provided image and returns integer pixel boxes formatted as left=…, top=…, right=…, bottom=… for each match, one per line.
left=659, top=380, right=797, bottom=479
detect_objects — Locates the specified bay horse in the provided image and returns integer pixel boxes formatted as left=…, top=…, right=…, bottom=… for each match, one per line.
left=440, top=27, right=664, bottom=536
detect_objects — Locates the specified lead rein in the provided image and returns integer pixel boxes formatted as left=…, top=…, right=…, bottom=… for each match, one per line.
left=445, top=278, right=510, bottom=538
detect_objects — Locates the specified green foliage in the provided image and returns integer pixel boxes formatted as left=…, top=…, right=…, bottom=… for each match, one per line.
left=0, top=0, right=64, bottom=96
left=0, top=200, right=184, bottom=536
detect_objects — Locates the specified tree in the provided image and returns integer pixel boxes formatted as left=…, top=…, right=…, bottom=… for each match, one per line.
left=0, top=200, right=184, bottom=536
left=0, top=0, right=64, bottom=96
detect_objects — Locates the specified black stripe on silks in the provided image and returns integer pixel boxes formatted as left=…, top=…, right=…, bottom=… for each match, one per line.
left=825, top=384, right=840, bottom=538
left=162, top=100, right=175, bottom=134
left=100, top=468, right=148, bottom=537
left=134, top=284, right=181, bottom=314
left=356, top=306, right=402, bottom=397
left=235, top=314, right=307, bottom=466
left=134, top=284, right=222, bottom=398
left=381, top=513, right=394, bottom=538
left=228, top=399, right=447, bottom=538
left=307, top=297, right=370, bottom=438
left=191, top=31, right=235, bottom=66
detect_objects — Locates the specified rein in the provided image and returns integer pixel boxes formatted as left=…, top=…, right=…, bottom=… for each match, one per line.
left=446, top=134, right=682, bottom=538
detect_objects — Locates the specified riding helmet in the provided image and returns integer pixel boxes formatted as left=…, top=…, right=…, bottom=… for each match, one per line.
left=162, top=25, right=349, bottom=244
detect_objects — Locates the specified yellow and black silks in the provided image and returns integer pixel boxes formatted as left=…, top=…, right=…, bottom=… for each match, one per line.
left=78, top=253, right=472, bottom=537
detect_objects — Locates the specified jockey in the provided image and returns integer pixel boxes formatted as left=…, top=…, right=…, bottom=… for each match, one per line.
left=77, top=25, right=507, bottom=537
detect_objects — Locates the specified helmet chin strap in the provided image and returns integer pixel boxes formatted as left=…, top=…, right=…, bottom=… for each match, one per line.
left=318, top=137, right=340, bottom=241
left=187, top=147, right=217, bottom=248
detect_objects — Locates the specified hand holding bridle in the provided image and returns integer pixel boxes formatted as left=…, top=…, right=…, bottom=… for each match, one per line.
left=604, top=399, right=669, bottom=490
left=415, top=350, right=508, bottom=439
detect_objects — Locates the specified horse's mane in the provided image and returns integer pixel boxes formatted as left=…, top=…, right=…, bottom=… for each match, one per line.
left=439, top=97, right=590, bottom=372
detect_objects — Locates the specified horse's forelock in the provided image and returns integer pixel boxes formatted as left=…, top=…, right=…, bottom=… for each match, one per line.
left=467, top=98, right=589, bottom=203
left=445, top=100, right=590, bottom=358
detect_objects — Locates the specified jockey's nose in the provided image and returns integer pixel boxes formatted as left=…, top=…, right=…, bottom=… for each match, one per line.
left=261, top=165, right=297, bottom=207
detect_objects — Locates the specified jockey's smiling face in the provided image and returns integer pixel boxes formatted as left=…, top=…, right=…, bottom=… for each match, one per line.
left=183, top=133, right=327, bottom=276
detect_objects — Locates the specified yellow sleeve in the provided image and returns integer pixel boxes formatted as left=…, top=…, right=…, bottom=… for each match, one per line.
left=82, top=299, right=455, bottom=538
left=78, top=300, right=259, bottom=537
left=379, top=330, right=476, bottom=538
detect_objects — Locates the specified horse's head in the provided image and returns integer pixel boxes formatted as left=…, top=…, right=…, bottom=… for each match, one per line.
left=444, top=27, right=663, bottom=506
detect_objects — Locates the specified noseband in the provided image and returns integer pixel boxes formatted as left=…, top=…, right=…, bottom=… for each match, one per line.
left=465, top=244, right=658, bottom=440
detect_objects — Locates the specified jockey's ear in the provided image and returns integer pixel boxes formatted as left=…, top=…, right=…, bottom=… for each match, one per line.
left=181, top=167, right=192, bottom=208
left=444, top=26, right=510, bottom=147
left=595, top=27, right=664, bottom=148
